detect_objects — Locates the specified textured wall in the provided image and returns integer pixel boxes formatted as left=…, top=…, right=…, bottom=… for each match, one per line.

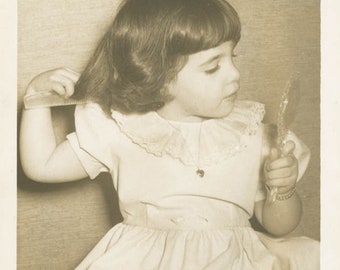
left=228, top=0, right=320, bottom=241
left=18, top=0, right=320, bottom=269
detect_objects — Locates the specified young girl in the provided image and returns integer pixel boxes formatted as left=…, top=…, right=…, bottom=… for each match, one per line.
left=20, top=0, right=319, bottom=269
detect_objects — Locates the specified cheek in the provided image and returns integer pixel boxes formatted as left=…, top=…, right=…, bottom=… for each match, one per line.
left=176, top=76, right=223, bottom=111
left=192, top=96, right=220, bottom=114
left=193, top=86, right=222, bottom=109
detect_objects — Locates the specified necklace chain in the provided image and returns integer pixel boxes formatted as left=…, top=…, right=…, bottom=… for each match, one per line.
left=196, top=122, right=204, bottom=177
left=166, top=120, right=205, bottom=178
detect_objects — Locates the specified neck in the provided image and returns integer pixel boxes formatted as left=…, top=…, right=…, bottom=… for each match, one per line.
left=156, top=104, right=204, bottom=123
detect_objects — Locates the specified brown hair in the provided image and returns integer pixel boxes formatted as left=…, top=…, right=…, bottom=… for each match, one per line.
left=73, top=0, right=241, bottom=115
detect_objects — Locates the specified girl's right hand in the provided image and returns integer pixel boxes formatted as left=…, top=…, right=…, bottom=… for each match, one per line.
left=26, top=68, right=80, bottom=98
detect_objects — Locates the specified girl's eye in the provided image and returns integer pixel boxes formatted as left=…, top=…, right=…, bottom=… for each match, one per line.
left=205, top=64, right=220, bottom=74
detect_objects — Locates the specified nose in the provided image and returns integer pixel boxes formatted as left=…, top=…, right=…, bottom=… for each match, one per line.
left=220, top=61, right=239, bottom=97
left=228, top=61, right=240, bottom=83
left=224, top=60, right=240, bottom=93
left=221, top=57, right=240, bottom=82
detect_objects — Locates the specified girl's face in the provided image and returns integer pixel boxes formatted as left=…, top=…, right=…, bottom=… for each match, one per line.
left=158, top=41, right=240, bottom=122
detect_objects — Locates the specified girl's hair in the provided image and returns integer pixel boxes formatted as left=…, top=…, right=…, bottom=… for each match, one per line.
left=73, top=0, right=241, bottom=115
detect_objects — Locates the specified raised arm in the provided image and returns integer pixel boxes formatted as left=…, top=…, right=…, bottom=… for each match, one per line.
left=19, top=68, right=88, bottom=183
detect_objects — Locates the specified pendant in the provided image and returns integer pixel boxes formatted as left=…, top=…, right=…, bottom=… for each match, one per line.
left=196, top=169, right=205, bottom=178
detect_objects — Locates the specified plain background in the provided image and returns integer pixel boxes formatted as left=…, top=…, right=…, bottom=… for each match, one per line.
left=1, top=0, right=340, bottom=269
left=17, top=0, right=320, bottom=269
left=18, top=0, right=319, bottom=269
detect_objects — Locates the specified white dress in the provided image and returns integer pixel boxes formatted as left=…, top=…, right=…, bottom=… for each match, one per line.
left=67, top=100, right=319, bottom=270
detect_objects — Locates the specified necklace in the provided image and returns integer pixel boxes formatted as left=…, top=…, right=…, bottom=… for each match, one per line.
left=166, top=120, right=205, bottom=178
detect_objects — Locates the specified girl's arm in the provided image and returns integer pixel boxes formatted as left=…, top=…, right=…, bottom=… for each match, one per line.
left=20, top=68, right=88, bottom=183
left=254, top=140, right=303, bottom=237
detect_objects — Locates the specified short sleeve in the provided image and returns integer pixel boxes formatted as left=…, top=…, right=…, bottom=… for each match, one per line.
left=66, top=103, right=119, bottom=180
left=67, top=132, right=109, bottom=179
left=255, top=129, right=311, bottom=202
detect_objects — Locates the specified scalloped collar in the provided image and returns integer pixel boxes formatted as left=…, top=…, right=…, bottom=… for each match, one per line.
left=111, top=100, right=265, bottom=166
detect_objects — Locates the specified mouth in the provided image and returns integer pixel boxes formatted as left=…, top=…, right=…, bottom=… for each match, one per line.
left=224, top=92, right=238, bottom=101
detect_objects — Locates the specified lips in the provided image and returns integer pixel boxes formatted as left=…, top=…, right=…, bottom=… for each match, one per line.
left=224, top=92, right=238, bottom=101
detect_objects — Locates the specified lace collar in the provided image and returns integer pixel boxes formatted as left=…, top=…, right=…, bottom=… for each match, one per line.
left=111, top=100, right=265, bottom=166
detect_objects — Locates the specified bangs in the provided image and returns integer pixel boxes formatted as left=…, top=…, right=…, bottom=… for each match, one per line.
left=75, top=0, right=242, bottom=114
left=167, top=0, right=241, bottom=55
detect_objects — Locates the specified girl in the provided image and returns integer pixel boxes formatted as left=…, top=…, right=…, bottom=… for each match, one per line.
left=20, top=0, right=319, bottom=269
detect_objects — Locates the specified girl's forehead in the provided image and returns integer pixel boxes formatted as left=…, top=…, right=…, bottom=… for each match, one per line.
left=187, top=41, right=235, bottom=65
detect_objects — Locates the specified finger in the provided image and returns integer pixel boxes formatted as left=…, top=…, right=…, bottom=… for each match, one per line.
left=57, top=68, right=80, bottom=83
left=281, top=140, right=295, bottom=156
left=265, top=176, right=296, bottom=189
left=267, top=155, right=297, bottom=170
left=50, top=74, right=75, bottom=97
left=50, top=81, right=67, bottom=96
left=267, top=167, right=294, bottom=179
left=264, top=148, right=280, bottom=171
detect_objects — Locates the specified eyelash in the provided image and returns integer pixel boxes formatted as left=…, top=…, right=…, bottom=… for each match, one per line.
left=204, top=54, right=238, bottom=74
left=205, top=65, right=220, bottom=74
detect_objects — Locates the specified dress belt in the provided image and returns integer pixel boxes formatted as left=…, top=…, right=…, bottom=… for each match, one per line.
left=122, top=204, right=251, bottom=230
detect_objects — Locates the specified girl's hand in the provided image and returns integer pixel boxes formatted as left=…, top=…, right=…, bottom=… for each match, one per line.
left=26, top=67, right=80, bottom=98
left=264, top=140, right=299, bottom=193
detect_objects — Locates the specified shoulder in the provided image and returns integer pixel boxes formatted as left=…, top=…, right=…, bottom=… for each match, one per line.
left=232, top=100, right=270, bottom=158
left=74, top=103, right=119, bottom=132
left=73, top=103, right=124, bottom=152
left=75, top=103, right=110, bottom=121
left=225, top=100, right=265, bottom=139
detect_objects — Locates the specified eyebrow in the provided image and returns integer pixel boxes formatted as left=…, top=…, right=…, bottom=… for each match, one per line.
left=199, top=54, right=223, bottom=67
left=196, top=41, right=236, bottom=67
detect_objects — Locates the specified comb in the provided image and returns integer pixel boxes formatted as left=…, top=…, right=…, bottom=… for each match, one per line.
left=267, top=73, right=300, bottom=203
left=23, top=91, right=88, bottom=109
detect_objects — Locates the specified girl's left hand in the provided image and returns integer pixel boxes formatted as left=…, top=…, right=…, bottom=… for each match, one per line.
left=264, top=140, right=298, bottom=193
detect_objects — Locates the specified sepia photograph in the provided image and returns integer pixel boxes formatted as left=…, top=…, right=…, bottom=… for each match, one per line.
left=2, top=0, right=340, bottom=269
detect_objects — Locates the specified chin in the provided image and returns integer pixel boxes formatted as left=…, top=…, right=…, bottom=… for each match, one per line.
left=203, top=108, right=233, bottom=120
left=196, top=102, right=236, bottom=120
left=216, top=103, right=235, bottom=118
